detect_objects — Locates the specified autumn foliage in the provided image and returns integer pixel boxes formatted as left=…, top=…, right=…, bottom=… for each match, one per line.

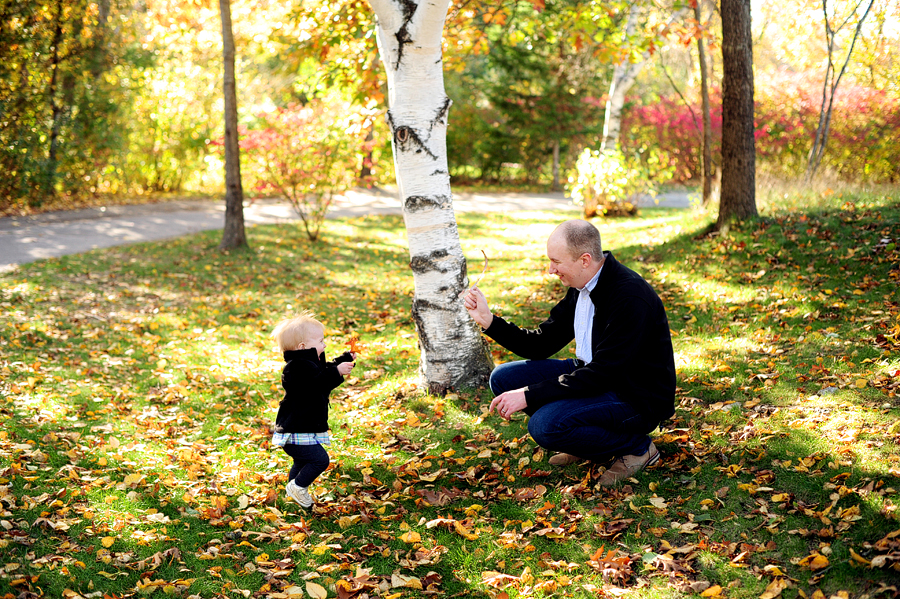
left=238, top=99, right=377, bottom=241
left=621, top=68, right=900, bottom=184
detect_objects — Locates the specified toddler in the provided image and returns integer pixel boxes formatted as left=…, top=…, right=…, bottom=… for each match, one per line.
left=271, top=312, right=355, bottom=508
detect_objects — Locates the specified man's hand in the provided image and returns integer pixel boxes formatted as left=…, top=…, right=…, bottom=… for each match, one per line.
left=337, top=361, right=354, bottom=376
left=463, top=286, right=494, bottom=329
left=489, top=389, right=527, bottom=420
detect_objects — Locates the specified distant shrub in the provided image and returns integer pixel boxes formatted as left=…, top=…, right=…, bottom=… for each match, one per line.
left=239, top=99, right=376, bottom=241
left=567, top=147, right=673, bottom=218
left=620, top=69, right=900, bottom=184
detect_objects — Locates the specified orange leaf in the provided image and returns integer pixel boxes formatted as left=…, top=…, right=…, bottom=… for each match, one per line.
left=797, top=552, right=829, bottom=570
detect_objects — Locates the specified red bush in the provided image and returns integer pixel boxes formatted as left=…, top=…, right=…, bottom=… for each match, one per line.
left=620, top=69, right=900, bottom=183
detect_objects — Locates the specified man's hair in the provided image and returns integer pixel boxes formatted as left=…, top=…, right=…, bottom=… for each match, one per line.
left=559, top=220, right=603, bottom=261
left=272, top=311, right=324, bottom=352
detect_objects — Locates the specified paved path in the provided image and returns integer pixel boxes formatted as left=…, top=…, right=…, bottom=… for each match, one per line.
left=0, top=187, right=692, bottom=272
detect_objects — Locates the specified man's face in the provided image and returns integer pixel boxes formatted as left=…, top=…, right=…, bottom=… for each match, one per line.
left=547, top=234, right=588, bottom=288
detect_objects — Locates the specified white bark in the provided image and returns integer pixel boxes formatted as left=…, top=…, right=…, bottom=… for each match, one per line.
left=601, top=5, right=644, bottom=152
left=600, top=5, right=687, bottom=152
left=369, top=0, right=492, bottom=394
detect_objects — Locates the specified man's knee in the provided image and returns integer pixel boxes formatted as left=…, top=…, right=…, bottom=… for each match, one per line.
left=489, top=361, right=530, bottom=395
left=528, top=410, right=564, bottom=448
left=489, top=364, right=512, bottom=395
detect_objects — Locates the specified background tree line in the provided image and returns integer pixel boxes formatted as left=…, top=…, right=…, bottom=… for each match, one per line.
left=1, top=0, right=897, bottom=214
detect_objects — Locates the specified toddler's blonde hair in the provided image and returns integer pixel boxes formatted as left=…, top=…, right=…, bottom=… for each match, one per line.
left=272, top=311, right=324, bottom=352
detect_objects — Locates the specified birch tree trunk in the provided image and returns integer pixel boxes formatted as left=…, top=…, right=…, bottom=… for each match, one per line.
left=600, top=5, right=643, bottom=152
left=600, top=5, right=687, bottom=152
left=369, top=0, right=492, bottom=394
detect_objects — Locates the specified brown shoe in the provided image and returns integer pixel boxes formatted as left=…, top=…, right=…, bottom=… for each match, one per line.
left=548, top=452, right=581, bottom=466
left=599, top=442, right=660, bottom=486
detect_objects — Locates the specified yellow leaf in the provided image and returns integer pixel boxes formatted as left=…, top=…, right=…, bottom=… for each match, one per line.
left=771, top=493, right=791, bottom=502
left=811, top=591, right=826, bottom=599
left=798, top=553, right=829, bottom=570
left=283, top=586, right=304, bottom=598
left=701, top=585, right=722, bottom=597
left=849, top=548, right=870, bottom=565
left=306, top=581, right=328, bottom=599
left=453, top=520, right=479, bottom=540
left=399, top=531, right=421, bottom=544
left=760, top=577, right=791, bottom=599
left=855, top=379, right=867, bottom=388
left=101, top=536, right=116, bottom=548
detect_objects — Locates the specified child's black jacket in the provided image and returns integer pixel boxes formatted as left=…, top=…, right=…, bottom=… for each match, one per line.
left=273, top=348, right=353, bottom=434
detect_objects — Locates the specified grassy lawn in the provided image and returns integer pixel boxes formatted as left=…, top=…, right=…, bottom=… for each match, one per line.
left=1, top=189, right=899, bottom=599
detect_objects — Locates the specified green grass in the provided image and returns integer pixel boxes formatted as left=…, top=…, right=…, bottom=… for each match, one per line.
left=1, top=188, right=899, bottom=599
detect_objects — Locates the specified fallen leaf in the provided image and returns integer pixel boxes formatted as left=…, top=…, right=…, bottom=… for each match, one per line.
left=391, top=572, right=423, bottom=589
left=306, top=581, right=328, bottom=598
left=797, top=552, right=829, bottom=570
left=760, top=577, right=792, bottom=599
left=399, top=531, right=422, bottom=544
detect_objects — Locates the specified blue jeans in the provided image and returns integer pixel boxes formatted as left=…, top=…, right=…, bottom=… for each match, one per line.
left=490, top=359, right=656, bottom=462
left=283, top=443, right=330, bottom=487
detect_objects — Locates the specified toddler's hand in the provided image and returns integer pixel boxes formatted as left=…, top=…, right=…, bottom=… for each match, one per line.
left=338, top=361, right=354, bottom=376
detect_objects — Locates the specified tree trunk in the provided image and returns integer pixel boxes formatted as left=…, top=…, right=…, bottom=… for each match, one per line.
left=600, top=5, right=643, bottom=152
left=600, top=5, right=688, bottom=152
left=551, top=138, right=561, bottom=191
left=90, top=0, right=110, bottom=80
left=695, top=0, right=715, bottom=207
left=218, top=0, right=247, bottom=250
left=369, top=0, right=492, bottom=394
left=45, top=0, right=66, bottom=198
left=717, top=0, right=757, bottom=229
left=804, top=0, right=874, bottom=183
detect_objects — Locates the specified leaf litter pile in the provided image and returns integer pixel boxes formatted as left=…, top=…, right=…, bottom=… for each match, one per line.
left=1, top=196, right=900, bottom=599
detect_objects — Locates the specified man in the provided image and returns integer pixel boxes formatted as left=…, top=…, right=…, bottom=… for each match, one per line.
left=463, top=219, right=675, bottom=485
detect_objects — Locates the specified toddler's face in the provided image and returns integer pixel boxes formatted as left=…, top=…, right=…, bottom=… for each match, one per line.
left=301, top=332, right=326, bottom=356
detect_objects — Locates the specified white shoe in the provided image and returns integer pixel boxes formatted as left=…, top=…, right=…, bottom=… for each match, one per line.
left=286, top=480, right=313, bottom=508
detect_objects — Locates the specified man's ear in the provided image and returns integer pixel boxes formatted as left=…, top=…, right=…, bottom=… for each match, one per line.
left=581, top=253, right=592, bottom=267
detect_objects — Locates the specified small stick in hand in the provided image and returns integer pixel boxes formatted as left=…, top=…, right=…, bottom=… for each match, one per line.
left=459, top=249, right=488, bottom=297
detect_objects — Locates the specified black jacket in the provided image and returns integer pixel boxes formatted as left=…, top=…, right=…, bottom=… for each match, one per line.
left=483, top=251, right=676, bottom=422
left=273, top=348, right=353, bottom=434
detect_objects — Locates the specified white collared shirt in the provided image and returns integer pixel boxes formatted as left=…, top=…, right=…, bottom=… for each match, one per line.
left=574, top=266, right=602, bottom=364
